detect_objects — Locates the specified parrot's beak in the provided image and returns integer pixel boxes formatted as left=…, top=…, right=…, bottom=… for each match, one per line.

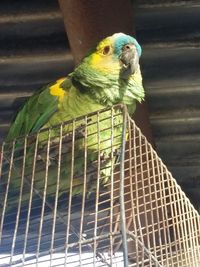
left=119, top=43, right=139, bottom=79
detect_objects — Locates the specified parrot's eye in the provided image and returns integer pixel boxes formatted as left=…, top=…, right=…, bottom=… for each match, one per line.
left=102, top=45, right=111, bottom=55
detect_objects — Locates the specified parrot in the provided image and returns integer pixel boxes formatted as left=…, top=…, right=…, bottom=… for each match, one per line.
left=1, top=33, right=145, bottom=211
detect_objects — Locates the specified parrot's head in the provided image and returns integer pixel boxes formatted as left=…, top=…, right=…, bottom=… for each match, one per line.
left=72, top=33, right=144, bottom=109
left=89, top=32, right=141, bottom=79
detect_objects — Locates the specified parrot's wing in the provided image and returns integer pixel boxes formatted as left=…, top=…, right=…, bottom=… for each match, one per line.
left=6, top=78, right=69, bottom=141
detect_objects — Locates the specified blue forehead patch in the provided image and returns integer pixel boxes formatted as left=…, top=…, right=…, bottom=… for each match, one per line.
left=114, top=33, right=142, bottom=57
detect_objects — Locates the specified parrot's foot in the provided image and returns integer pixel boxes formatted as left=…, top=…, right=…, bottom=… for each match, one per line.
left=47, top=157, right=57, bottom=166
left=36, top=153, right=58, bottom=166
left=75, top=123, right=87, bottom=138
left=37, top=154, right=42, bottom=161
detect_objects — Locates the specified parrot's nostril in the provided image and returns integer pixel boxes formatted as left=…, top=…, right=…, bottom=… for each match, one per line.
left=122, top=44, right=134, bottom=52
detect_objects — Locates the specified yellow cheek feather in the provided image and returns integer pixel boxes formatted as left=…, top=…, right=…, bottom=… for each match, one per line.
left=90, top=53, right=120, bottom=73
left=50, top=78, right=66, bottom=102
left=90, top=53, right=103, bottom=66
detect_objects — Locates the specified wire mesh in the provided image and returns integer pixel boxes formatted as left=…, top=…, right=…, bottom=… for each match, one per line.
left=0, top=105, right=200, bottom=267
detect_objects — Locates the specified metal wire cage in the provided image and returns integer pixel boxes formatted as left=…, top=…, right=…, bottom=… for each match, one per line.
left=0, top=105, right=200, bottom=267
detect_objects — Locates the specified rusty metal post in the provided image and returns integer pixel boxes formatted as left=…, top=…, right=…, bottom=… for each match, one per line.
left=58, top=0, right=153, bottom=144
left=58, top=0, right=134, bottom=64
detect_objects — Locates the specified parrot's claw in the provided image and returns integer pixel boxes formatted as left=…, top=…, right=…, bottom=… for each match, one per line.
left=37, top=154, right=42, bottom=161
left=47, top=157, right=57, bottom=166
left=62, top=133, right=72, bottom=142
left=100, top=152, right=106, bottom=160
left=36, top=153, right=56, bottom=166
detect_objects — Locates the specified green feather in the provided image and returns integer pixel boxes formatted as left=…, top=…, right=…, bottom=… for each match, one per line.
left=3, top=33, right=145, bottom=210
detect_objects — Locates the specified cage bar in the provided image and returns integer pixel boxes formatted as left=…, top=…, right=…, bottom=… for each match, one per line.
left=0, top=105, right=200, bottom=266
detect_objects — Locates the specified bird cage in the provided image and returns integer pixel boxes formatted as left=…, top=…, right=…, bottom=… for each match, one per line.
left=0, top=105, right=200, bottom=267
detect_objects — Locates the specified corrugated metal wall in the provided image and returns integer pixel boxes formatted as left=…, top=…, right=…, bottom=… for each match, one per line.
left=135, top=0, right=200, bottom=210
left=0, top=0, right=199, bottom=209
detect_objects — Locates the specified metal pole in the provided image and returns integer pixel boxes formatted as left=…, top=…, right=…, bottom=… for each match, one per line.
left=120, top=107, right=129, bottom=267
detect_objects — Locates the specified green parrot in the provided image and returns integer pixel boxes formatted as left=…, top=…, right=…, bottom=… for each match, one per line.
left=2, top=33, right=144, bottom=210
